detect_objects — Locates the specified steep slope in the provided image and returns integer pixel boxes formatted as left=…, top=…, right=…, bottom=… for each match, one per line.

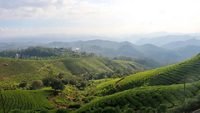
left=96, top=53, right=200, bottom=95
left=77, top=81, right=200, bottom=113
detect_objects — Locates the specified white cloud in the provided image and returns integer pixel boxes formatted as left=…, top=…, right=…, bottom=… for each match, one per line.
left=0, top=0, right=200, bottom=36
left=0, top=0, right=109, bottom=19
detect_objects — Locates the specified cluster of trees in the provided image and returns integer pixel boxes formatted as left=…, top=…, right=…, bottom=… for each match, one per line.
left=18, top=72, right=88, bottom=92
left=18, top=75, right=65, bottom=92
left=0, top=47, right=96, bottom=59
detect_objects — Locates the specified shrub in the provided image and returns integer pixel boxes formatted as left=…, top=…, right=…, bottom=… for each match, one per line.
left=56, top=109, right=69, bottom=113
left=68, top=103, right=81, bottom=109
left=57, top=72, right=65, bottom=79
left=76, top=81, right=87, bottom=90
left=51, top=79, right=65, bottom=91
left=42, top=77, right=54, bottom=86
left=31, top=80, right=43, bottom=90
left=18, top=81, right=27, bottom=88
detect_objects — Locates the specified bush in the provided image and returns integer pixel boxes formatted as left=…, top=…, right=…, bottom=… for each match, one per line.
left=42, top=77, right=65, bottom=91
left=18, top=81, right=27, bottom=88
left=31, top=80, right=43, bottom=90
left=56, top=109, right=69, bottom=113
left=51, top=79, right=65, bottom=91
left=42, top=77, right=54, bottom=86
left=57, top=72, right=65, bottom=79
left=68, top=103, right=81, bottom=109
left=76, top=81, right=87, bottom=90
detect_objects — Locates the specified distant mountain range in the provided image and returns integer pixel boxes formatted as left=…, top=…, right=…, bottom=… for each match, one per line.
left=46, top=36, right=200, bottom=65
left=162, top=38, right=200, bottom=60
left=162, top=38, right=200, bottom=49
left=135, top=35, right=197, bottom=46
left=0, top=34, right=200, bottom=66
left=45, top=40, right=180, bottom=65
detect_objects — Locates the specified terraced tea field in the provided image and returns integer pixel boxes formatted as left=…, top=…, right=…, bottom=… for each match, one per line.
left=96, top=54, right=200, bottom=95
left=0, top=89, right=54, bottom=113
left=77, top=81, right=200, bottom=113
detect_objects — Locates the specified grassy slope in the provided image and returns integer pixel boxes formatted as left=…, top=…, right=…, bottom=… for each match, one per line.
left=77, top=81, right=200, bottom=113
left=0, top=89, right=54, bottom=113
left=0, top=57, right=142, bottom=87
left=96, top=54, right=200, bottom=95
left=76, top=54, right=200, bottom=112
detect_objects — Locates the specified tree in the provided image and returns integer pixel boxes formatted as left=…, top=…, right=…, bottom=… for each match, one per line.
left=51, top=79, right=65, bottom=91
left=18, top=81, right=27, bottom=88
left=42, top=77, right=54, bottom=86
left=31, top=80, right=43, bottom=90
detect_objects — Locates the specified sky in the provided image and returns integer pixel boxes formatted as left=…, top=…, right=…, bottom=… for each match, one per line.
left=0, top=0, right=200, bottom=38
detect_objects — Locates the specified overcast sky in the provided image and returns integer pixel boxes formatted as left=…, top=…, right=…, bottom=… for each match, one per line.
left=0, top=0, right=200, bottom=37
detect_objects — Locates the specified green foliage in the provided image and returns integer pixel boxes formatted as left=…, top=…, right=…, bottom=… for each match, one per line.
left=76, top=81, right=200, bottom=113
left=42, top=77, right=64, bottom=91
left=42, top=77, right=55, bottom=87
left=18, top=81, right=27, bottom=88
left=1, top=47, right=200, bottom=113
left=9, top=109, right=25, bottom=113
left=51, top=79, right=65, bottom=91
left=56, top=109, right=69, bottom=113
left=0, top=55, right=141, bottom=88
left=31, top=80, right=43, bottom=90
left=0, top=90, right=53, bottom=113
left=169, top=94, right=200, bottom=113
left=97, top=54, right=200, bottom=95
left=0, top=47, right=91, bottom=59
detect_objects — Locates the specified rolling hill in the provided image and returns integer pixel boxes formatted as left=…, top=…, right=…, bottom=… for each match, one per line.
left=1, top=53, right=200, bottom=112
left=77, top=81, right=200, bottom=113
left=162, top=38, right=200, bottom=49
left=0, top=45, right=200, bottom=112
left=76, top=53, right=200, bottom=113
left=95, top=53, right=200, bottom=95
left=2, top=39, right=200, bottom=66
left=46, top=40, right=182, bottom=65
left=0, top=56, right=144, bottom=88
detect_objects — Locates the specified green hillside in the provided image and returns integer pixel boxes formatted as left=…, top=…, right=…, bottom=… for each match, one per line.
left=77, top=81, right=200, bottom=113
left=0, top=89, right=54, bottom=113
left=0, top=57, right=143, bottom=87
left=96, top=54, right=200, bottom=95
left=1, top=48, right=200, bottom=112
